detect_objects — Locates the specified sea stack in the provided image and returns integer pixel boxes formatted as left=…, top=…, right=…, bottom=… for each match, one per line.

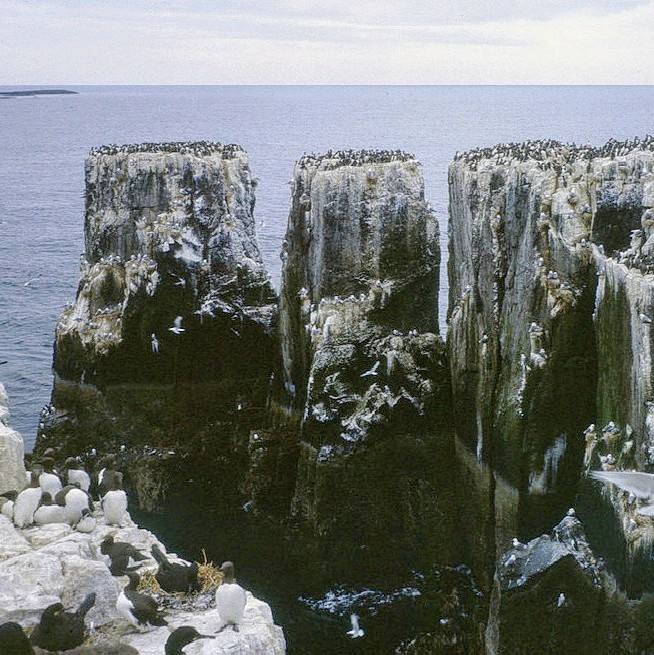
left=277, top=149, right=457, bottom=574
left=448, top=137, right=654, bottom=570
left=38, top=142, right=277, bottom=508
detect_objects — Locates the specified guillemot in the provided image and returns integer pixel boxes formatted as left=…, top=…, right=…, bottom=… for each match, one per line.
left=151, top=543, right=201, bottom=593
left=101, top=477, right=128, bottom=526
left=65, top=457, right=91, bottom=492
left=115, top=572, right=167, bottom=630
left=33, top=492, right=66, bottom=525
left=38, top=457, right=63, bottom=498
left=30, top=593, right=96, bottom=651
left=101, top=534, right=148, bottom=576
left=13, top=472, right=42, bottom=528
left=165, top=626, right=215, bottom=655
left=215, top=561, right=247, bottom=632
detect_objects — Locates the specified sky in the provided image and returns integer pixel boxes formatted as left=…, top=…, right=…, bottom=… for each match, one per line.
left=1, top=0, right=654, bottom=85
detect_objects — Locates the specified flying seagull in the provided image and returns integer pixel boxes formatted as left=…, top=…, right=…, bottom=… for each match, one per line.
left=169, top=316, right=185, bottom=335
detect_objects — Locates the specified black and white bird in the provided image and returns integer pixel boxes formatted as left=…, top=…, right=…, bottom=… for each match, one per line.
left=151, top=543, right=201, bottom=593
left=30, top=593, right=96, bottom=651
left=101, top=477, right=128, bottom=526
left=33, top=492, right=66, bottom=525
left=74, top=507, right=97, bottom=533
left=115, top=573, right=167, bottom=630
left=13, top=472, right=42, bottom=528
left=38, top=457, right=63, bottom=498
left=65, top=458, right=91, bottom=492
left=165, top=626, right=215, bottom=655
left=100, top=534, right=148, bottom=576
left=215, top=561, right=247, bottom=632
left=346, top=613, right=364, bottom=639
left=169, top=316, right=185, bottom=335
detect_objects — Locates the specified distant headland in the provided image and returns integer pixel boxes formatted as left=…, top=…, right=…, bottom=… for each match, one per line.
left=0, top=89, right=78, bottom=98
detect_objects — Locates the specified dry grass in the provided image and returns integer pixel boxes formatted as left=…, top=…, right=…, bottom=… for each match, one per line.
left=197, top=548, right=224, bottom=593
left=137, top=570, right=165, bottom=595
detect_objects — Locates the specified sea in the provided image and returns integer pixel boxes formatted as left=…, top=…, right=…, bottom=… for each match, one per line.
left=2, top=85, right=654, bottom=652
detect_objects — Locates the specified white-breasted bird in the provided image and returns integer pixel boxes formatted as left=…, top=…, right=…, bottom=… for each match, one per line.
left=169, top=316, right=185, bottom=335
left=215, top=561, right=247, bottom=632
left=13, top=472, right=42, bottom=528
left=102, top=478, right=128, bottom=526
left=34, top=492, right=66, bottom=525
left=65, top=458, right=91, bottom=492
left=347, top=613, right=364, bottom=638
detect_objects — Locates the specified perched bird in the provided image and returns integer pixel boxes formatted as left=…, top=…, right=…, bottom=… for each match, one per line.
left=65, top=458, right=91, bottom=492
left=13, top=472, right=42, bottom=528
left=151, top=543, right=201, bottom=593
left=33, top=492, right=66, bottom=525
left=0, top=621, right=34, bottom=655
left=169, top=315, right=185, bottom=335
left=347, top=613, right=364, bottom=639
left=590, top=470, right=654, bottom=515
left=557, top=592, right=566, bottom=608
left=30, top=593, right=96, bottom=651
left=165, top=626, right=215, bottom=655
left=74, top=507, right=97, bottom=533
left=101, top=535, right=148, bottom=576
left=101, top=477, right=128, bottom=526
left=115, top=572, right=167, bottom=630
left=151, top=333, right=160, bottom=354
left=38, top=457, right=63, bottom=498
left=215, top=561, right=247, bottom=632
left=63, top=488, right=91, bottom=525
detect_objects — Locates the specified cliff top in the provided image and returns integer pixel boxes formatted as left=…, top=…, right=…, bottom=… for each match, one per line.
left=454, top=135, right=654, bottom=168
left=297, top=148, right=417, bottom=171
left=89, top=141, right=244, bottom=158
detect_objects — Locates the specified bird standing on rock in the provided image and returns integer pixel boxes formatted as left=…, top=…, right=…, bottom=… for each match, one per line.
left=102, top=477, right=128, bottom=526
left=33, top=492, right=66, bottom=525
left=13, top=472, right=42, bottom=528
left=215, top=561, right=247, bottom=632
left=165, top=626, right=215, bottom=655
left=30, top=593, right=96, bottom=651
left=116, top=572, right=167, bottom=630
left=151, top=543, right=201, bottom=593
left=38, top=457, right=63, bottom=498
left=101, top=534, right=148, bottom=576
left=65, top=457, right=91, bottom=492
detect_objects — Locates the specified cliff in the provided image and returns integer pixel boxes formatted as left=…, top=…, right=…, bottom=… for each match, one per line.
left=38, top=143, right=277, bottom=508
left=448, top=136, right=654, bottom=577
left=277, top=150, right=458, bottom=577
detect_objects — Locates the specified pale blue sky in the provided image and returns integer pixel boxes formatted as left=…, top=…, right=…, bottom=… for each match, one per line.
left=2, top=0, right=653, bottom=84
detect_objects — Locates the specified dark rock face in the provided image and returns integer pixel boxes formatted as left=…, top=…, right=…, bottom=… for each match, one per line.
left=277, top=150, right=457, bottom=576
left=487, top=514, right=630, bottom=655
left=37, top=143, right=277, bottom=508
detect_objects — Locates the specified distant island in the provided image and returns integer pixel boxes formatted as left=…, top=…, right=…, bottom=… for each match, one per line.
left=0, top=89, right=78, bottom=98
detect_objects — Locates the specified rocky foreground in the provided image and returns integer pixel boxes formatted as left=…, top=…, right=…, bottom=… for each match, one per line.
left=0, top=385, right=285, bottom=655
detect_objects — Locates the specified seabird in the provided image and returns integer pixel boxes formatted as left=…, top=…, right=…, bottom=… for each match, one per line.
left=557, top=592, right=566, bottom=608
left=62, top=488, right=91, bottom=525
left=590, top=470, right=654, bottom=515
left=151, top=333, right=160, bottom=354
left=165, top=626, right=215, bottom=655
left=360, top=361, right=380, bottom=378
left=101, top=477, right=128, bottom=526
left=75, top=507, right=97, bottom=533
left=65, top=458, right=91, bottom=492
left=115, top=572, right=167, bottom=630
left=151, top=543, right=201, bottom=593
left=169, top=316, right=185, bottom=335
left=30, top=593, right=96, bottom=651
left=0, top=621, right=33, bottom=655
left=38, top=457, right=63, bottom=498
left=33, top=492, right=66, bottom=525
left=215, top=561, right=247, bottom=632
left=13, top=472, right=42, bottom=528
left=346, top=613, right=364, bottom=639
left=0, top=497, right=13, bottom=520
left=101, top=534, right=148, bottom=576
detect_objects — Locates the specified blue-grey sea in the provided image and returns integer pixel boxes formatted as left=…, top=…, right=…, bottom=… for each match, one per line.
left=2, top=84, right=654, bottom=653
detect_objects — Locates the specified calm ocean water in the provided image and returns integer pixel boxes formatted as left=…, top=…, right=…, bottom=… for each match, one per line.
left=2, top=84, right=654, bottom=653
